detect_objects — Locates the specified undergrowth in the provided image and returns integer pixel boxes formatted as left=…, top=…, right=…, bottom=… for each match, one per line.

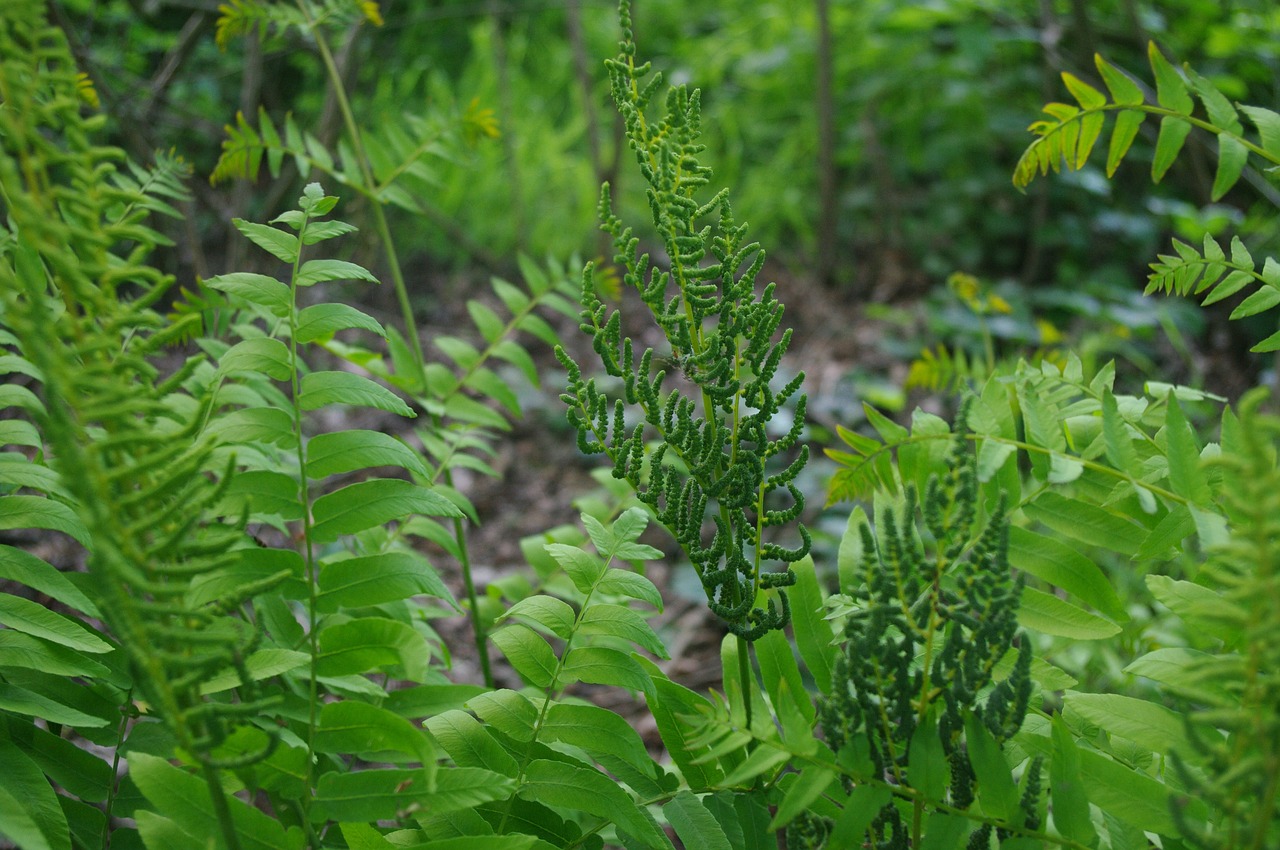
left=0, top=2, right=1277, bottom=849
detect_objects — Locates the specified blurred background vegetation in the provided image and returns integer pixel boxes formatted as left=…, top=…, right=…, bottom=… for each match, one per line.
left=53, top=0, right=1280, bottom=394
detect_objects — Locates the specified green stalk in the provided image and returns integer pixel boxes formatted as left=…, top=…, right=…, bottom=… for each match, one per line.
left=201, top=761, right=244, bottom=850
left=285, top=206, right=321, bottom=838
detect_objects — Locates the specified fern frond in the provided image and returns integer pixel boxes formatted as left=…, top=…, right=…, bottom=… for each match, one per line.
left=1014, top=45, right=1280, bottom=199
left=0, top=0, right=280, bottom=774
left=1165, top=388, right=1280, bottom=849
left=556, top=7, right=812, bottom=639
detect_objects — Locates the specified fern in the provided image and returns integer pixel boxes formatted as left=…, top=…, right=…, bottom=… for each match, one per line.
left=1156, top=388, right=1280, bottom=850
left=556, top=0, right=810, bottom=642
left=0, top=4, right=285, bottom=847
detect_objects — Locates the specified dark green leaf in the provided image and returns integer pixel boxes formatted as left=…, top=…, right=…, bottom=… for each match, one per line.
left=770, top=766, right=836, bottom=830
left=519, top=760, right=670, bottom=850
left=791, top=555, right=835, bottom=693
left=908, top=710, right=948, bottom=801
left=465, top=689, right=538, bottom=742
left=542, top=702, right=657, bottom=779
left=424, top=710, right=519, bottom=774
left=0, top=496, right=91, bottom=547
left=315, top=700, right=434, bottom=762
left=130, top=752, right=302, bottom=850
left=316, top=617, right=429, bottom=681
left=0, top=547, right=98, bottom=614
left=1049, top=717, right=1097, bottom=847
left=964, top=713, right=1018, bottom=821
left=0, top=741, right=69, bottom=850
left=0, top=593, right=111, bottom=653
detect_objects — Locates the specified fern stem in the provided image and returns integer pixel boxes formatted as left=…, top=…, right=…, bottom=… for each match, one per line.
left=285, top=205, right=322, bottom=837
left=102, top=696, right=132, bottom=850
left=446, top=467, right=494, bottom=688
left=200, top=761, right=244, bottom=850
left=736, top=633, right=753, bottom=732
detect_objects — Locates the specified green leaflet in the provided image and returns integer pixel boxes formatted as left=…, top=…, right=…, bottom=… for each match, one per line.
left=0, top=593, right=112, bottom=653
left=1007, top=528, right=1127, bottom=621
left=311, top=478, right=461, bottom=542
left=663, top=792, right=732, bottom=850
left=314, top=767, right=511, bottom=823
left=0, top=741, right=69, bottom=850
left=518, top=760, right=671, bottom=850
left=490, top=624, right=558, bottom=688
left=295, top=303, right=385, bottom=342
left=560, top=645, right=651, bottom=695
left=424, top=710, right=520, bottom=774
left=205, top=272, right=292, bottom=315
left=130, top=752, right=304, bottom=850
left=316, top=617, right=431, bottom=681
left=0, top=496, right=91, bottom=547
left=1063, top=693, right=1193, bottom=758
left=315, top=700, right=434, bottom=763
left=770, top=766, right=837, bottom=831
left=232, top=218, right=299, bottom=264
left=1018, top=587, right=1121, bottom=640
left=299, top=371, right=414, bottom=417
left=318, top=550, right=455, bottom=612
left=1049, top=717, right=1097, bottom=848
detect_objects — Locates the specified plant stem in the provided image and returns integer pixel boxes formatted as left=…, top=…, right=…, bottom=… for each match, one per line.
left=286, top=206, right=321, bottom=839
left=201, top=761, right=244, bottom=850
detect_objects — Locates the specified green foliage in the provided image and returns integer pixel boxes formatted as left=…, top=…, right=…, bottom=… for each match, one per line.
left=1162, top=389, right=1280, bottom=850
left=556, top=1, right=810, bottom=641
left=7, top=3, right=1280, bottom=850
left=1016, top=44, right=1280, bottom=351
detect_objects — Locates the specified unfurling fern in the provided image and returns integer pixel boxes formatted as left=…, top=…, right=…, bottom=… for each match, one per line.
left=556, top=0, right=810, bottom=642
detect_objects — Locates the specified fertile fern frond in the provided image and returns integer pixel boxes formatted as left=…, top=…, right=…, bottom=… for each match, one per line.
left=818, top=412, right=1034, bottom=843
left=556, top=0, right=810, bottom=640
